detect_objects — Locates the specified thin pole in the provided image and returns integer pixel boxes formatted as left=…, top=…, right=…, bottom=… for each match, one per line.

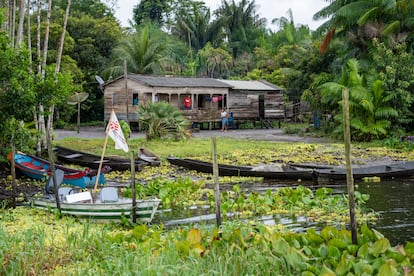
left=212, top=137, right=221, bottom=227
left=77, top=100, right=80, bottom=134
left=46, top=127, right=61, bottom=212
left=343, top=88, right=358, bottom=244
left=93, top=127, right=110, bottom=193
left=124, top=60, right=129, bottom=123
left=130, top=150, right=137, bottom=223
left=10, top=136, right=17, bottom=208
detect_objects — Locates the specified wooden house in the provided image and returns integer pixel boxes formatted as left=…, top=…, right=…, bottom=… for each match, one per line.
left=218, top=79, right=284, bottom=119
left=102, top=74, right=284, bottom=129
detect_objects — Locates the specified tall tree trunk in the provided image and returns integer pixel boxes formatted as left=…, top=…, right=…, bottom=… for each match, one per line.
left=10, top=0, right=16, bottom=47
left=27, top=0, right=32, bottom=72
left=38, top=104, right=46, bottom=150
left=1, top=0, right=10, bottom=32
left=36, top=0, right=41, bottom=74
left=47, top=105, right=54, bottom=143
left=55, top=0, right=71, bottom=75
left=33, top=107, right=41, bottom=155
left=41, top=0, right=52, bottom=77
left=16, top=0, right=25, bottom=46
left=38, top=0, right=52, bottom=151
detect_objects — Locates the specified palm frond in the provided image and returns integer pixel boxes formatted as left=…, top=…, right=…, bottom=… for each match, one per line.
left=357, top=7, right=379, bottom=26
left=381, top=20, right=400, bottom=36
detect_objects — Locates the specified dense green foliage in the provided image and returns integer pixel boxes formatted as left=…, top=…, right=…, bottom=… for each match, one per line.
left=319, top=59, right=399, bottom=140
left=137, top=101, right=190, bottom=141
left=1, top=205, right=412, bottom=275
left=3, top=0, right=414, bottom=147
left=107, top=23, right=177, bottom=76
left=4, top=134, right=414, bottom=274
left=132, top=0, right=171, bottom=25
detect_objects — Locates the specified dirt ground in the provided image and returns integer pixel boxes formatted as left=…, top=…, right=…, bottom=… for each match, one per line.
left=54, top=127, right=327, bottom=143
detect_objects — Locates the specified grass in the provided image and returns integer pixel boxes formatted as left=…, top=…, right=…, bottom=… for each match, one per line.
left=55, top=136, right=414, bottom=167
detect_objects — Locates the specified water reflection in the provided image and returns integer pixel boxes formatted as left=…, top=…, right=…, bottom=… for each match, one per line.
left=354, top=179, right=414, bottom=245
left=154, top=178, right=414, bottom=246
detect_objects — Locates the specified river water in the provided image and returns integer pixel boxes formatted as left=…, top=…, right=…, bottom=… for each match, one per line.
left=354, top=179, right=414, bottom=245
left=155, top=179, right=414, bottom=246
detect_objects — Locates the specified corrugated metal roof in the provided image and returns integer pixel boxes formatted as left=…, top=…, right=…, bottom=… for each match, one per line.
left=102, top=74, right=282, bottom=91
left=218, top=79, right=283, bottom=91
left=128, top=74, right=232, bottom=88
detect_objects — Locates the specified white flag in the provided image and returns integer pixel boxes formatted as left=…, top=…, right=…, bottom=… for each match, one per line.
left=107, top=111, right=129, bottom=152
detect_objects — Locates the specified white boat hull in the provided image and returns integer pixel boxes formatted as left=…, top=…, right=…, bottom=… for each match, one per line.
left=32, top=197, right=161, bottom=223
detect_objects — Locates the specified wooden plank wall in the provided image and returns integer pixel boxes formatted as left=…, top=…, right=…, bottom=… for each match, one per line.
left=103, top=79, right=285, bottom=125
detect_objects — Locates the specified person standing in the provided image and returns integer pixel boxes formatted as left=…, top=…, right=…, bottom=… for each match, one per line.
left=227, top=108, right=234, bottom=129
left=221, top=108, right=228, bottom=132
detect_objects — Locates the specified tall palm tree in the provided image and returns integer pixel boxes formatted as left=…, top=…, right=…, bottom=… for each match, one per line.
left=172, top=1, right=223, bottom=51
left=215, top=0, right=266, bottom=60
left=108, top=23, right=176, bottom=76
left=197, top=42, right=233, bottom=78
left=270, top=9, right=312, bottom=53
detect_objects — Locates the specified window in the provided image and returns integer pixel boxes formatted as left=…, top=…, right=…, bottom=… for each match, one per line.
left=112, top=93, right=117, bottom=105
left=133, top=93, right=138, bottom=105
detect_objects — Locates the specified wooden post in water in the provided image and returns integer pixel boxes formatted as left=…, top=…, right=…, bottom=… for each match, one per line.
left=124, top=60, right=129, bottom=123
left=10, top=137, right=17, bottom=208
left=212, top=137, right=222, bottom=227
left=130, top=150, right=137, bottom=223
left=342, top=88, right=358, bottom=244
left=46, top=127, right=61, bottom=213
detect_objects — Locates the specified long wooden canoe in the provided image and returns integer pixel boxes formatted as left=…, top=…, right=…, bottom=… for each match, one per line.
left=315, top=161, right=414, bottom=180
left=53, top=146, right=156, bottom=171
left=167, top=157, right=316, bottom=180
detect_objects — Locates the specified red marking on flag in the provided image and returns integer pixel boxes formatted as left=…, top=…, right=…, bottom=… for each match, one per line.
left=110, top=121, right=119, bottom=131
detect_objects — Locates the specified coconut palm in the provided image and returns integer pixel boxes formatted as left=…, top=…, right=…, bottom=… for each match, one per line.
left=172, top=1, right=223, bottom=51
left=108, top=23, right=176, bottom=76
left=215, top=0, right=266, bottom=60
left=270, top=9, right=312, bottom=52
left=197, top=42, right=233, bottom=78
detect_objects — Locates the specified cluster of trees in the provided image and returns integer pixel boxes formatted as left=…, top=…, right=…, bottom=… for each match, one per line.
left=1, top=0, right=414, bottom=150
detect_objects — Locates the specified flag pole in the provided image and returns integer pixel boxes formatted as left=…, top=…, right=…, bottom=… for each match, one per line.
left=93, top=111, right=112, bottom=193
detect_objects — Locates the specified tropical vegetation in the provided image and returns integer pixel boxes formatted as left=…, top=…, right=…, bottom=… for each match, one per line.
left=3, top=133, right=414, bottom=274
left=3, top=205, right=413, bottom=275
left=1, top=0, right=414, bottom=147
left=2, top=0, right=414, bottom=273
left=137, top=101, right=190, bottom=140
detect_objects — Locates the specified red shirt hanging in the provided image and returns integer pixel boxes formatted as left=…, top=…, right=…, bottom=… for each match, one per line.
left=184, top=96, right=191, bottom=108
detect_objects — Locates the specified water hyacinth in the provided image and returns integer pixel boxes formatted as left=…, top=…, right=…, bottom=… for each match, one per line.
left=1, top=208, right=413, bottom=275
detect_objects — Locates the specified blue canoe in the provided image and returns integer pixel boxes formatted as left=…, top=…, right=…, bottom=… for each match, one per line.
left=8, top=151, right=110, bottom=188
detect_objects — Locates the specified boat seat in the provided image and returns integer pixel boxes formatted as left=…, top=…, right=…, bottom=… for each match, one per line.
left=66, top=191, right=92, bottom=203
left=100, top=187, right=118, bottom=202
left=22, top=161, right=46, bottom=171
left=58, top=187, right=73, bottom=200
left=45, top=169, right=65, bottom=194
left=63, top=153, right=83, bottom=158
